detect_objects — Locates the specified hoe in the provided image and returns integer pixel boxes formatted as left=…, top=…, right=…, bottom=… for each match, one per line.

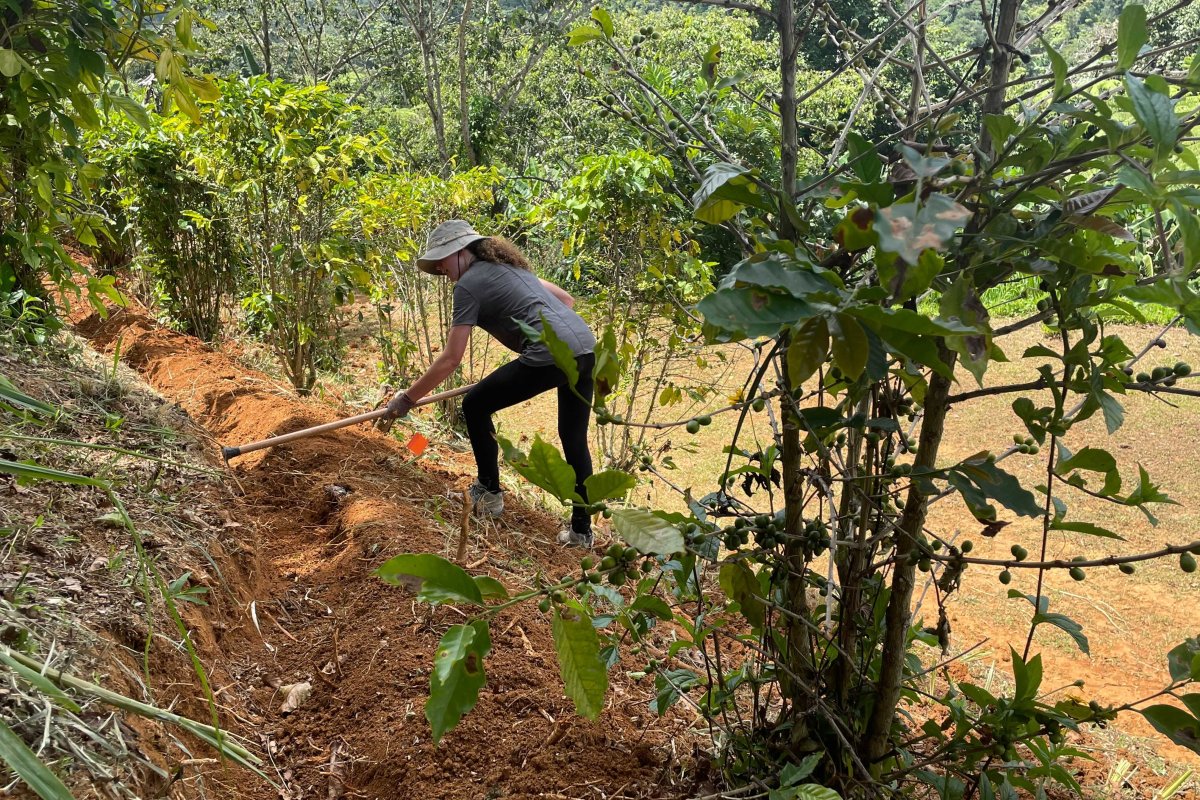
left=220, top=384, right=476, bottom=463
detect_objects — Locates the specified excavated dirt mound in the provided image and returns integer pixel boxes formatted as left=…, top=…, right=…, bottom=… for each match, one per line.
left=73, top=307, right=699, bottom=800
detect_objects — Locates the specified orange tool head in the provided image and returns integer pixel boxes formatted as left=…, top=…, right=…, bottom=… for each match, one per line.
left=405, top=433, right=429, bottom=457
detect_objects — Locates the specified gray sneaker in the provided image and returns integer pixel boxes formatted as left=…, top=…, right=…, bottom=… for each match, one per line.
left=468, top=481, right=504, bottom=518
left=557, top=527, right=594, bottom=548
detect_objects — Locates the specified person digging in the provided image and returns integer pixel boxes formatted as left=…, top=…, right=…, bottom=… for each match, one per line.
left=377, top=220, right=598, bottom=548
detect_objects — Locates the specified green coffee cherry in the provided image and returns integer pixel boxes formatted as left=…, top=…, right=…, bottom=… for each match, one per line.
left=1069, top=567, right=1086, bottom=582
left=1182, top=552, right=1198, bottom=573
left=1011, top=545, right=1028, bottom=561
left=999, top=570, right=1012, bottom=585
left=686, top=419, right=701, bottom=434
left=1118, top=562, right=1135, bottom=575
left=581, top=556, right=595, bottom=571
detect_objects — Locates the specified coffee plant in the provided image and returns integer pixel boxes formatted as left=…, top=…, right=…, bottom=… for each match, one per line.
left=380, top=2, right=1200, bottom=797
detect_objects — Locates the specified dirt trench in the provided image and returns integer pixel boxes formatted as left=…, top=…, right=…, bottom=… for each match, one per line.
left=73, top=307, right=697, bottom=800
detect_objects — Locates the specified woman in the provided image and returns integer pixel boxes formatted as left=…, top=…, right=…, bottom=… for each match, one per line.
left=381, top=220, right=597, bottom=548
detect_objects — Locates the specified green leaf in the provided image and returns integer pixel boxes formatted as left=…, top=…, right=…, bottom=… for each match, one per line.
left=109, top=95, right=151, bottom=131
left=540, top=314, right=580, bottom=394
left=829, top=313, right=868, bottom=380
left=651, top=668, right=699, bottom=715
left=0, top=49, right=22, bottom=77
left=779, top=753, right=822, bottom=786
left=1166, top=637, right=1200, bottom=682
left=1055, top=446, right=1122, bottom=496
left=727, top=254, right=834, bottom=298
left=1041, top=36, right=1068, bottom=98
left=0, top=651, right=81, bottom=713
left=0, top=459, right=105, bottom=488
left=499, top=434, right=580, bottom=504
left=0, top=718, right=75, bottom=800
left=552, top=603, right=608, bottom=719
left=426, top=621, right=491, bottom=744
left=1049, top=520, right=1123, bottom=540
left=611, top=508, right=685, bottom=555
left=692, top=163, right=771, bottom=224
left=1141, top=705, right=1200, bottom=755
left=584, top=470, right=636, bottom=502
left=1011, top=648, right=1043, bottom=703
left=983, top=114, right=1018, bottom=149
left=1035, top=610, right=1090, bottom=655
left=590, top=7, right=614, bottom=36
left=788, top=786, right=841, bottom=800
left=845, top=131, right=882, bottom=183
left=849, top=306, right=976, bottom=337
left=375, top=554, right=483, bottom=605
left=567, top=25, right=603, bottom=46
left=696, top=286, right=816, bottom=339
left=950, top=458, right=1043, bottom=520
left=719, top=561, right=765, bottom=629
left=473, top=575, right=509, bottom=600
left=786, top=317, right=829, bottom=388
left=629, top=595, right=673, bottom=621
left=1116, top=3, right=1147, bottom=70
left=1125, top=464, right=1176, bottom=520
left=1125, top=74, right=1178, bottom=160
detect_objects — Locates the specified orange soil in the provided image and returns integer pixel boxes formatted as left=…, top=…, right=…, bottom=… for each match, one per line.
left=71, top=305, right=698, bottom=800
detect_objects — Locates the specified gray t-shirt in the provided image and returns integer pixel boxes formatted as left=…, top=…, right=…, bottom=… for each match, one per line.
left=451, top=261, right=595, bottom=367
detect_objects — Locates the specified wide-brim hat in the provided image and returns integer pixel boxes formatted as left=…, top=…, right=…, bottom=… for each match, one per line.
left=417, top=220, right=489, bottom=274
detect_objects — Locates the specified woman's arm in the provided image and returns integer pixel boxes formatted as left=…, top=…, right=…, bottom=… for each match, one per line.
left=403, top=325, right=472, bottom=401
left=539, top=278, right=576, bottom=308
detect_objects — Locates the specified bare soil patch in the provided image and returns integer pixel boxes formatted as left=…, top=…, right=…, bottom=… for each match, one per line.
left=68, top=306, right=700, bottom=799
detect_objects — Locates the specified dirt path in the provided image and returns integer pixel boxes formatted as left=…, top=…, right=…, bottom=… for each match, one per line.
left=73, top=307, right=695, bottom=800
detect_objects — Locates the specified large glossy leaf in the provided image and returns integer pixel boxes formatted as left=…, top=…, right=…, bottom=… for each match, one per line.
left=1055, top=445, right=1122, bottom=496
left=1125, top=75, right=1178, bottom=159
left=692, top=163, right=771, bottom=223
left=1116, top=3, right=1147, bottom=70
left=696, top=286, right=816, bottom=338
left=426, top=621, right=491, bottom=744
left=552, top=604, right=608, bottom=719
left=1167, top=638, right=1200, bottom=682
left=567, top=25, right=603, bottom=46
left=948, top=458, right=1043, bottom=521
left=584, top=470, right=636, bottom=502
left=719, top=561, right=765, bottom=629
left=376, top=554, right=483, bottom=605
left=590, top=6, right=614, bottom=36
left=724, top=254, right=835, bottom=298
left=499, top=434, right=580, bottom=503
left=828, top=313, right=868, bottom=380
left=611, top=508, right=684, bottom=555
left=0, top=719, right=74, bottom=800
left=786, top=317, right=829, bottom=387
left=845, top=131, right=882, bottom=183
left=849, top=306, right=976, bottom=337
left=1141, top=705, right=1200, bottom=755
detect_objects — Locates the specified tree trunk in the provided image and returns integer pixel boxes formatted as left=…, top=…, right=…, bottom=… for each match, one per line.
left=457, top=0, right=477, bottom=166
left=862, top=347, right=957, bottom=763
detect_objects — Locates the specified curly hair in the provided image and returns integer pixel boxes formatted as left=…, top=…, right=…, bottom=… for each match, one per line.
left=467, top=237, right=530, bottom=270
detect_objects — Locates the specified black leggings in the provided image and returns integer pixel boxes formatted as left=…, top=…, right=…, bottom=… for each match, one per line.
left=462, top=353, right=595, bottom=533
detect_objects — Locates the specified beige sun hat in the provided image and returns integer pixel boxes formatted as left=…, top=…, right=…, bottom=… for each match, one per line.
left=416, top=220, right=489, bottom=274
